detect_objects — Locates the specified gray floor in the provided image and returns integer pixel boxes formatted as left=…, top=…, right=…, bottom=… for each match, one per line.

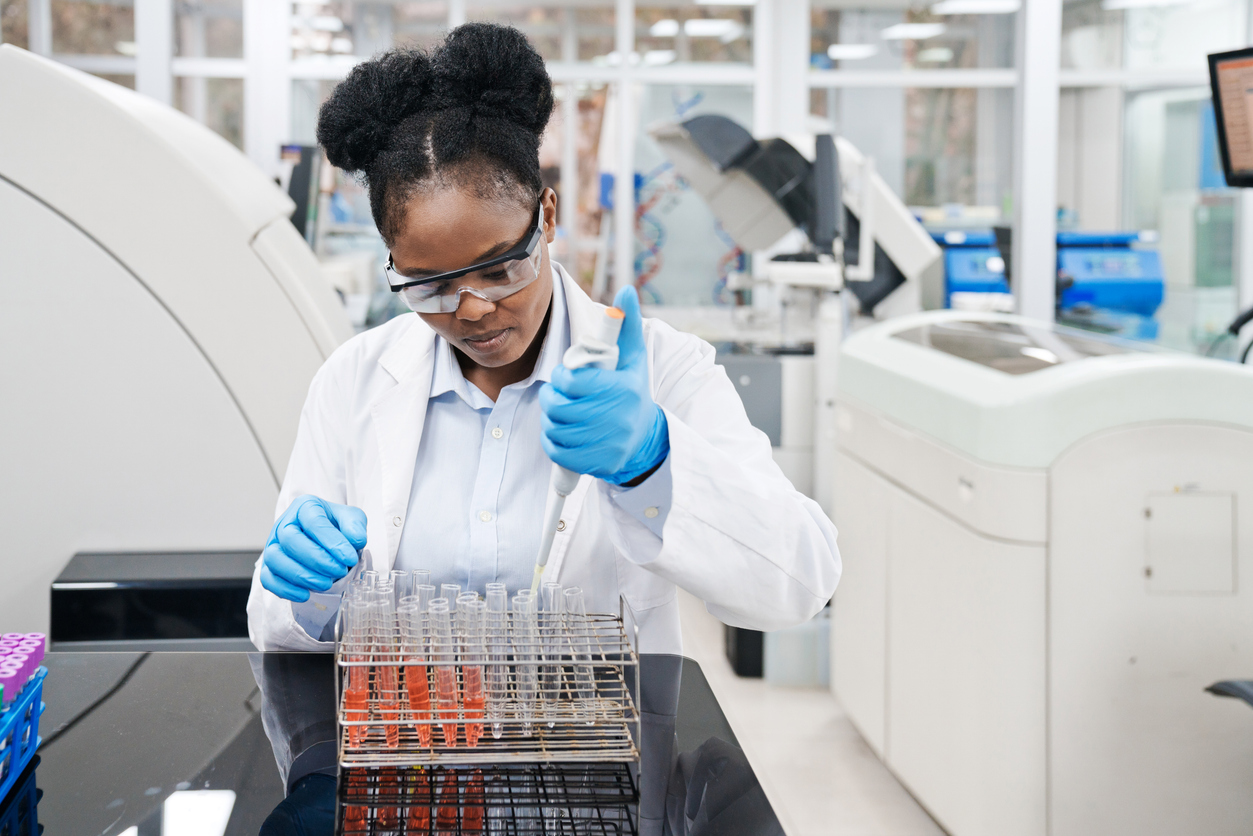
left=676, top=590, right=945, bottom=836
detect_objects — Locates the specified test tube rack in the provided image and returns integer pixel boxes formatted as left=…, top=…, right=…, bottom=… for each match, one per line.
left=336, top=762, right=639, bottom=835
left=0, top=667, right=46, bottom=802
left=333, top=608, right=641, bottom=769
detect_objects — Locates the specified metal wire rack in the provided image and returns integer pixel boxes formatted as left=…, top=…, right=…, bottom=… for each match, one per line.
left=336, top=763, right=639, bottom=835
left=335, top=610, right=641, bottom=768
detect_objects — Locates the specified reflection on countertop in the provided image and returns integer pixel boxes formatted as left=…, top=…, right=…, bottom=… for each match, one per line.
left=12, top=652, right=780, bottom=836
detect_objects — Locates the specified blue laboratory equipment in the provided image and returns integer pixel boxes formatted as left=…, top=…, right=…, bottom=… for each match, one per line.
left=929, top=228, right=1165, bottom=340
left=929, top=230, right=1009, bottom=304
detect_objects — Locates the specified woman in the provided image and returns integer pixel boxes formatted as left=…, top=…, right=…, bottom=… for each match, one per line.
left=246, top=23, right=839, bottom=654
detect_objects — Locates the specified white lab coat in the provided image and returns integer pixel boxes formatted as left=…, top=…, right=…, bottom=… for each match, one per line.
left=247, top=263, right=840, bottom=654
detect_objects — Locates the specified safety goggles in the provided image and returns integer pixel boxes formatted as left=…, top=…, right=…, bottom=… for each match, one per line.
left=386, top=202, right=545, bottom=314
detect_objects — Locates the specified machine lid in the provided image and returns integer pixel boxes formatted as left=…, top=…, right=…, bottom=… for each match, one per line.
left=892, top=318, right=1145, bottom=375
left=839, top=310, right=1253, bottom=468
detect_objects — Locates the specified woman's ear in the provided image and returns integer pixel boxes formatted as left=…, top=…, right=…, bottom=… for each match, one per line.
left=543, top=187, right=559, bottom=244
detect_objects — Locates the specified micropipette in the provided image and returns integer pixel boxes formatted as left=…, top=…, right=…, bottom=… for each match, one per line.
left=530, top=305, right=626, bottom=593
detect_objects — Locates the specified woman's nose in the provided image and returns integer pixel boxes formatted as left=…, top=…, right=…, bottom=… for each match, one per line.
left=455, top=290, right=496, bottom=321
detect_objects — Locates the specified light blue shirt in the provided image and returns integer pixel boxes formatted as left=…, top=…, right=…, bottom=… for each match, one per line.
left=292, top=271, right=671, bottom=639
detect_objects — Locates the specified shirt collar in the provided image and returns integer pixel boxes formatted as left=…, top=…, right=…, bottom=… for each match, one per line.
left=429, top=263, right=571, bottom=406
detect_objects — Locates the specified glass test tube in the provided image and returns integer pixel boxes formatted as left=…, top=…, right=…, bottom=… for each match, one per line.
left=563, top=587, right=596, bottom=724
left=485, top=587, right=510, bottom=740
left=416, top=582, right=437, bottom=744
left=429, top=598, right=460, bottom=746
left=406, top=768, right=431, bottom=832
left=460, top=599, right=488, bottom=746
left=442, top=584, right=461, bottom=610
left=392, top=570, right=412, bottom=601
left=512, top=593, right=539, bottom=737
left=463, top=768, right=486, bottom=834
left=373, top=582, right=402, bottom=748
left=399, top=602, right=432, bottom=746
left=435, top=768, right=459, bottom=832
left=540, top=582, right=564, bottom=726
left=343, top=593, right=369, bottom=747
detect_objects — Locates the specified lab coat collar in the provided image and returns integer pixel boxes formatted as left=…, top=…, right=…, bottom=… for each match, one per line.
left=370, top=260, right=599, bottom=568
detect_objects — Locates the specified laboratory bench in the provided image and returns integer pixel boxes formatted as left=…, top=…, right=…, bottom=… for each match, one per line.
left=2, top=651, right=782, bottom=836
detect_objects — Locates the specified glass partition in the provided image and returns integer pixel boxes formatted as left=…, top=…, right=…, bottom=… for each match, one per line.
left=810, top=3, right=1015, bottom=72
left=175, top=0, right=243, bottom=59
left=635, top=0, right=754, bottom=66
left=175, top=76, right=243, bottom=148
left=51, top=0, right=134, bottom=55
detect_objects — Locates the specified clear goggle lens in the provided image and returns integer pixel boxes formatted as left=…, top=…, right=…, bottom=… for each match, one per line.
left=395, top=246, right=544, bottom=314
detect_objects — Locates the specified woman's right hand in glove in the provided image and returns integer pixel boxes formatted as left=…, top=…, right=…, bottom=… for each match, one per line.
left=260, top=495, right=367, bottom=602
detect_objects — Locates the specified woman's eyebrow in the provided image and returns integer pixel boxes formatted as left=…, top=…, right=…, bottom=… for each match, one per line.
left=400, top=238, right=515, bottom=277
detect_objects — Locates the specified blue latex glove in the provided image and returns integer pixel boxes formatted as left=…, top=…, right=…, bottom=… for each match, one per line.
left=540, top=285, right=669, bottom=485
left=260, top=495, right=367, bottom=603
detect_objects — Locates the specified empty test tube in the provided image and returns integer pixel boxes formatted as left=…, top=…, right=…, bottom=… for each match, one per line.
left=442, top=584, right=461, bottom=610
left=512, top=593, right=539, bottom=737
left=485, top=586, right=510, bottom=740
left=392, top=570, right=412, bottom=601
left=461, top=598, right=487, bottom=746
left=563, top=587, right=597, bottom=724
left=430, top=599, right=460, bottom=746
left=540, top=583, right=564, bottom=726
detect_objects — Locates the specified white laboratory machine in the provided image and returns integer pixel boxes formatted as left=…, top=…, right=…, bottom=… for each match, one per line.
left=648, top=115, right=941, bottom=504
left=0, top=46, right=352, bottom=633
left=831, top=310, right=1253, bottom=836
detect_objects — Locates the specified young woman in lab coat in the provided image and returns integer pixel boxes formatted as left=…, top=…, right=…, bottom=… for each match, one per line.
left=246, top=23, right=840, bottom=654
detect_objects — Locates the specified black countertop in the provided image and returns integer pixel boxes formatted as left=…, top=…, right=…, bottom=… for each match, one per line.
left=7, top=652, right=780, bottom=836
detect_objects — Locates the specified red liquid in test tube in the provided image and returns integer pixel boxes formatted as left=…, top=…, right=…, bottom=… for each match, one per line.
left=407, top=768, right=432, bottom=832
left=435, top=769, right=459, bottom=832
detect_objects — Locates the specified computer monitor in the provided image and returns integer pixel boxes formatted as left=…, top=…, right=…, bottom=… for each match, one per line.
left=1209, top=47, right=1253, bottom=188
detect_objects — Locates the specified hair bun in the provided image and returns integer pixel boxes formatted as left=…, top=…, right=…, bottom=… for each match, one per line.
left=316, top=48, right=432, bottom=173
left=428, top=23, right=554, bottom=136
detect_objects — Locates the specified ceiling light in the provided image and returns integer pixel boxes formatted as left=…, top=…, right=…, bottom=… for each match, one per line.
left=1100, top=0, right=1189, bottom=9
left=695, top=0, right=756, bottom=5
left=643, top=49, right=676, bottom=65
left=684, top=18, right=745, bottom=40
left=309, top=15, right=345, bottom=32
left=880, top=22, right=947, bottom=40
left=649, top=18, right=680, bottom=37
left=917, top=46, right=954, bottom=61
left=931, top=0, right=1020, bottom=13
left=827, top=43, right=879, bottom=60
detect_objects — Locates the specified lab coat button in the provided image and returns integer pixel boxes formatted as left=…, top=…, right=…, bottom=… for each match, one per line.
left=644, top=506, right=659, bottom=519
left=556, top=519, right=566, bottom=532
left=392, top=516, right=402, bottom=527
left=492, top=427, right=503, bottom=439
left=479, top=510, right=493, bottom=522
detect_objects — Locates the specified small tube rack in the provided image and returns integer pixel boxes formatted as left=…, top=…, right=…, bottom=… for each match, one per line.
left=334, top=607, right=641, bottom=769
left=0, top=667, right=46, bottom=801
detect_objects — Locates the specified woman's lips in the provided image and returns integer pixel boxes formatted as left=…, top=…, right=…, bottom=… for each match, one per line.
left=462, top=328, right=510, bottom=353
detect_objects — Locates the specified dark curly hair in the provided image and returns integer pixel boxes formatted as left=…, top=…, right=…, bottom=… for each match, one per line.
left=316, top=23, right=555, bottom=244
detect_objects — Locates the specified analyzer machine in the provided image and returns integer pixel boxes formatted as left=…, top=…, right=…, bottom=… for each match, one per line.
left=0, top=46, right=352, bottom=635
left=831, top=311, right=1253, bottom=836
